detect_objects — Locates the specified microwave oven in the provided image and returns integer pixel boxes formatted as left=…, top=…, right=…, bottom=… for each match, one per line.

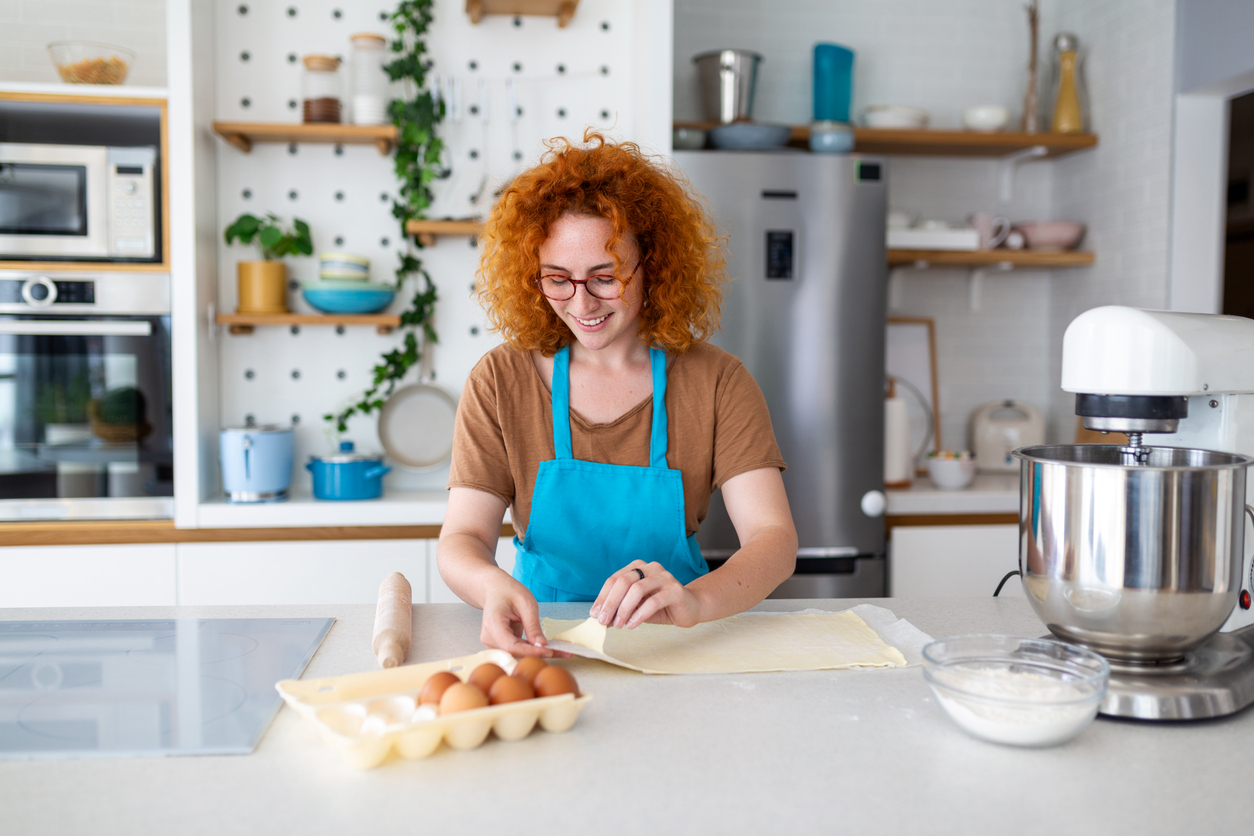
left=0, top=142, right=159, bottom=262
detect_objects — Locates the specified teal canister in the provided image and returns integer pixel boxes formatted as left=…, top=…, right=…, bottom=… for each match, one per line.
left=813, top=43, right=855, bottom=123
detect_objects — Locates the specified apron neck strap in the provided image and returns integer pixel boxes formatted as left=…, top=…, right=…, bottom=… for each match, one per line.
left=552, top=345, right=574, bottom=459
left=550, top=344, right=670, bottom=468
left=649, top=347, right=669, bottom=468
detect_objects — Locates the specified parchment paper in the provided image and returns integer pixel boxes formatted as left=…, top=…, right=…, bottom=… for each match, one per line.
left=542, top=605, right=933, bottom=675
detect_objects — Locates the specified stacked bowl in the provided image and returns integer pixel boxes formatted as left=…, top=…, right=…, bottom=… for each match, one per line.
left=303, top=253, right=395, bottom=314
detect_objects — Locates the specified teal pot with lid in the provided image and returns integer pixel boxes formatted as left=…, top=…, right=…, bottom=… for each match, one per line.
left=306, top=441, right=391, bottom=500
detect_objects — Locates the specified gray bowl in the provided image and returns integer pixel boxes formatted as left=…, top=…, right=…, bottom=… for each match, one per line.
left=708, top=122, right=792, bottom=150
left=1015, top=444, right=1252, bottom=662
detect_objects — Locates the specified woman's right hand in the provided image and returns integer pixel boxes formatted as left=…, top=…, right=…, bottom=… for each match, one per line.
left=479, top=573, right=558, bottom=658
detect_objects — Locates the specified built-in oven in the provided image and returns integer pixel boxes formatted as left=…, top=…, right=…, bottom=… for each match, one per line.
left=0, top=143, right=159, bottom=262
left=0, top=271, right=172, bottom=520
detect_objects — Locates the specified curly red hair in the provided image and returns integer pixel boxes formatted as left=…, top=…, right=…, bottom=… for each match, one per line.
left=476, top=130, right=725, bottom=355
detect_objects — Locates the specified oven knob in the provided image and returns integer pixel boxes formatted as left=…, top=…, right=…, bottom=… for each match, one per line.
left=20, top=276, right=58, bottom=308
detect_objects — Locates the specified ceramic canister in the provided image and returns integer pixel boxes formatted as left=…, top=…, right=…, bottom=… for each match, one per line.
left=220, top=426, right=295, bottom=503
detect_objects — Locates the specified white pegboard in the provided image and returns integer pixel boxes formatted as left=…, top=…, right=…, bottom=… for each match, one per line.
left=213, top=0, right=641, bottom=493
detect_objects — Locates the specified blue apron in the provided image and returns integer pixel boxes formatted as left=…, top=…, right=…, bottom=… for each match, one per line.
left=513, top=345, right=709, bottom=602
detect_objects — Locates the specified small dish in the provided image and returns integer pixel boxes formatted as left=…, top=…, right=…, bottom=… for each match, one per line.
left=48, top=41, right=134, bottom=85
left=922, top=635, right=1109, bottom=748
left=1017, top=221, right=1086, bottom=251
left=860, top=105, right=929, bottom=129
left=962, top=106, right=1010, bottom=132
left=708, top=122, right=793, bottom=150
left=673, top=126, right=707, bottom=150
left=926, top=454, right=976, bottom=489
left=808, top=120, right=854, bottom=154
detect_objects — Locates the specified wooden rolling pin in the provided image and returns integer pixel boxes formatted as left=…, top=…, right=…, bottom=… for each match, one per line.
left=372, top=572, right=412, bottom=668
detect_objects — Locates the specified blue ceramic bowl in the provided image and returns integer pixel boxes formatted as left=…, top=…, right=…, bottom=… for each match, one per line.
left=302, top=281, right=395, bottom=314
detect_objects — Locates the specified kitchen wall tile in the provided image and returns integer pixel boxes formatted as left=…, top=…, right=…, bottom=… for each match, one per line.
left=20, top=1, right=114, bottom=26
left=677, top=0, right=1177, bottom=446
left=1049, top=0, right=1175, bottom=441
left=676, top=0, right=1041, bottom=128
left=0, top=0, right=165, bottom=86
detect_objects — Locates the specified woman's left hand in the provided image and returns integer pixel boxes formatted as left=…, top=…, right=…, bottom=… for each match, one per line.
left=589, top=561, right=703, bottom=630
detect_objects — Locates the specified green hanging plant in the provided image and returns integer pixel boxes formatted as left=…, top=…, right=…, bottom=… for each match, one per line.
left=326, top=0, right=442, bottom=433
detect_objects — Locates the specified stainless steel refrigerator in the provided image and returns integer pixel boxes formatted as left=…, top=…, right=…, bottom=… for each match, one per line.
left=674, top=150, right=888, bottom=597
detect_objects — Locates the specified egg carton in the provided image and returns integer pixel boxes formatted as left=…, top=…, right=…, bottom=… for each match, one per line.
left=276, top=648, right=593, bottom=769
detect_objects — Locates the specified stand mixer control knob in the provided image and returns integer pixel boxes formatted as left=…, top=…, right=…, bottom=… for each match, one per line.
left=1241, top=590, right=1251, bottom=611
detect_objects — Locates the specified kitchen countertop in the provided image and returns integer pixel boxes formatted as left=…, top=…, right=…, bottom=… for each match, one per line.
left=3, top=598, right=1250, bottom=834
left=886, top=471, right=1019, bottom=516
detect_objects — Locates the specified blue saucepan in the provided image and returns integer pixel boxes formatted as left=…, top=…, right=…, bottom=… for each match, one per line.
left=307, top=441, right=391, bottom=500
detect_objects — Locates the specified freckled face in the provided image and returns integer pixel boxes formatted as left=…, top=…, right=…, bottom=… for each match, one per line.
left=537, top=213, right=644, bottom=354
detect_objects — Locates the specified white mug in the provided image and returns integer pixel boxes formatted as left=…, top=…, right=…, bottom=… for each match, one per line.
left=968, top=213, right=1011, bottom=249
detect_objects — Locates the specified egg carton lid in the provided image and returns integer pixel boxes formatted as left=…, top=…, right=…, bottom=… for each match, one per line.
left=276, top=648, right=592, bottom=769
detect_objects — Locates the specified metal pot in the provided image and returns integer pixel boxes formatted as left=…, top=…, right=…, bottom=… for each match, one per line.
left=693, top=49, right=763, bottom=124
left=1015, top=444, right=1252, bottom=662
left=220, top=425, right=294, bottom=503
left=306, top=441, right=391, bottom=501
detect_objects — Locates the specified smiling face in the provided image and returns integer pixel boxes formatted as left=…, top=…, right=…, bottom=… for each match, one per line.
left=537, top=213, right=644, bottom=356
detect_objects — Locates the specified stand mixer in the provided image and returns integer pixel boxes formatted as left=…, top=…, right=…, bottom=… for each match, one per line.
left=1015, top=306, right=1254, bottom=720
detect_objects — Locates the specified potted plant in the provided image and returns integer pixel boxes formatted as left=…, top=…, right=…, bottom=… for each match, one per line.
left=224, top=213, right=313, bottom=313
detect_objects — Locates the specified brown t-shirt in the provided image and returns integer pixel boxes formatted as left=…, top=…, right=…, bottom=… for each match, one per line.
left=448, top=341, right=786, bottom=540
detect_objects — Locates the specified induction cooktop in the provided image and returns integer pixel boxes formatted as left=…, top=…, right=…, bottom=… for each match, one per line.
left=0, top=617, right=333, bottom=758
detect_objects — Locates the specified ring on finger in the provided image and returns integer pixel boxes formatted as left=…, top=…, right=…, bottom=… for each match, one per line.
left=632, top=567, right=645, bottom=581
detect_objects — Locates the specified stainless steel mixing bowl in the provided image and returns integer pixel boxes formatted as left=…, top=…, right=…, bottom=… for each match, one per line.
left=1015, top=444, right=1252, bottom=662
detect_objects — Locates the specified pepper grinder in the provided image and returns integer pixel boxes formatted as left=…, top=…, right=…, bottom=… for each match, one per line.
left=1049, top=33, right=1085, bottom=134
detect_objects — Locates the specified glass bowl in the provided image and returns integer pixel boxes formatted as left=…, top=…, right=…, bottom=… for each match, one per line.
left=48, top=41, right=135, bottom=85
left=922, top=635, right=1109, bottom=747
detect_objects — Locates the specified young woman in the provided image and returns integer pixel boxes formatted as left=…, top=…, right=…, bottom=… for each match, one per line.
left=438, top=132, right=797, bottom=657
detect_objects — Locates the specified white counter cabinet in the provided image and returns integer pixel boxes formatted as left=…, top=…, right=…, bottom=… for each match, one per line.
left=0, top=544, right=178, bottom=607
left=890, top=524, right=1023, bottom=597
left=0, top=538, right=516, bottom=607
left=886, top=472, right=1023, bottom=598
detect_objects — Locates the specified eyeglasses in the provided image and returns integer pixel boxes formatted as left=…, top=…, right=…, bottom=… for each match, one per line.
left=536, top=263, right=636, bottom=301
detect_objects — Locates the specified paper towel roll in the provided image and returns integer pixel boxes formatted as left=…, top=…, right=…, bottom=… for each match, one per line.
left=884, top=392, right=912, bottom=486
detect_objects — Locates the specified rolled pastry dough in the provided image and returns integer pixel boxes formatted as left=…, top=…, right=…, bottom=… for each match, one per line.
left=543, top=610, right=906, bottom=674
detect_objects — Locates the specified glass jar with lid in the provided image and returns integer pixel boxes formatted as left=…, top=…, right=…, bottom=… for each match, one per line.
left=301, top=54, right=342, bottom=124
left=349, top=33, right=389, bottom=125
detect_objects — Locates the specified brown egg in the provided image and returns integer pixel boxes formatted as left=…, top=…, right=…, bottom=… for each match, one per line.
left=512, top=656, right=548, bottom=685
left=438, top=682, right=489, bottom=715
left=419, top=671, right=461, bottom=706
left=468, top=662, right=507, bottom=694
left=533, top=665, right=579, bottom=698
left=488, top=674, right=535, bottom=705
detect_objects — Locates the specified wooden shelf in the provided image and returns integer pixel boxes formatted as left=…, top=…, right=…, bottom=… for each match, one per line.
left=0, top=261, right=170, bottom=273
left=674, top=122, right=1097, bottom=159
left=216, top=312, right=402, bottom=335
left=466, top=0, right=579, bottom=27
left=887, top=249, right=1094, bottom=268
left=405, top=219, right=485, bottom=246
left=212, top=121, right=397, bottom=155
